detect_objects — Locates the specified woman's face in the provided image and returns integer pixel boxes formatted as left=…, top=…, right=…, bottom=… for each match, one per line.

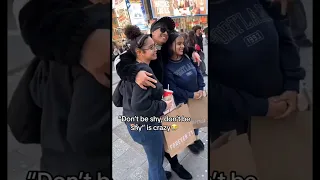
left=171, top=36, right=185, bottom=56
left=137, top=37, right=157, bottom=60
left=152, top=28, right=169, bottom=45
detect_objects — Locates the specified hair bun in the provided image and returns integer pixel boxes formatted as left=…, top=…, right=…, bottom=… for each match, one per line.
left=124, top=25, right=142, bottom=40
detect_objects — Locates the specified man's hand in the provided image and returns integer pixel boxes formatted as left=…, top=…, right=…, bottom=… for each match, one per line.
left=270, top=91, right=298, bottom=119
left=266, top=98, right=288, bottom=118
left=192, top=52, right=201, bottom=66
left=135, top=71, right=157, bottom=90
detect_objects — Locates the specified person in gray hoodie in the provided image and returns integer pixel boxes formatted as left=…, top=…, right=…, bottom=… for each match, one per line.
left=113, top=25, right=172, bottom=180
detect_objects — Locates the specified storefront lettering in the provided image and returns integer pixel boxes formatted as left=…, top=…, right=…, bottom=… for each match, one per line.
left=154, top=0, right=170, bottom=15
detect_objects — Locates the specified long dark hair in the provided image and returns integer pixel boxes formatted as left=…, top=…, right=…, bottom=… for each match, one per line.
left=167, top=31, right=188, bottom=59
left=187, top=31, right=197, bottom=47
left=181, top=32, right=188, bottom=42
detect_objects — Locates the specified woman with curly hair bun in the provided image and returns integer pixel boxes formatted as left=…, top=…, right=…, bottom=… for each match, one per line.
left=113, top=25, right=173, bottom=180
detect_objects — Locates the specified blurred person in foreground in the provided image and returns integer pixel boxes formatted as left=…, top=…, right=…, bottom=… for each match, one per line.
left=10, top=0, right=112, bottom=178
left=113, top=25, right=173, bottom=180
left=209, top=0, right=305, bottom=140
left=116, top=17, right=198, bottom=179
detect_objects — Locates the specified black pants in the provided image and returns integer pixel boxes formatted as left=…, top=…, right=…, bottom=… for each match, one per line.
left=287, top=0, right=308, bottom=40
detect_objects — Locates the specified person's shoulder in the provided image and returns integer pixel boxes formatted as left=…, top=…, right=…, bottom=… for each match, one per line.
left=120, top=50, right=134, bottom=59
left=72, top=67, right=107, bottom=93
left=182, top=54, right=196, bottom=65
left=137, top=63, right=161, bottom=81
left=136, top=63, right=153, bottom=73
left=164, top=61, right=175, bottom=74
left=165, top=59, right=173, bottom=67
left=183, top=54, right=192, bottom=61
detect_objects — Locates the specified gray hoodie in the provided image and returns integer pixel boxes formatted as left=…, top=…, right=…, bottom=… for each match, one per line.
left=29, top=60, right=111, bottom=178
left=113, top=63, right=167, bottom=124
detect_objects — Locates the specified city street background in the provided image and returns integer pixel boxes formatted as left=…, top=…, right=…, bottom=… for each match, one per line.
left=7, top=0, right=313, bottom=179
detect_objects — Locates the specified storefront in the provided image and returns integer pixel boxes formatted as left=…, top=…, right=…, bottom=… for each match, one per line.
left=146, top=0, right=207, bottom=32
left=127, top=0, right=149, bottom=32
left=172, top=15, right=207, bottom=32
left=148, top=0, right=207, bottom=18
left=112, top=0, right=131, bottom=44
left=112, top=0, right=149, bottom=44
left=112, top=0, right=208, bottom=43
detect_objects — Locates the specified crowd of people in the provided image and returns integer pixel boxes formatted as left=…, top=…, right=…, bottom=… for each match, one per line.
left=112, top=25, right=208, bottom=76
left=7, top=0, right=311, bottom=179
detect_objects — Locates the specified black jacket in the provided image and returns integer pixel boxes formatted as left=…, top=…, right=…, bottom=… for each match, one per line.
left=29, top=61, right=111, bottom=178
left=113, top=63, right=167, bottom=123
left=116, top=38, right=195, bottom=84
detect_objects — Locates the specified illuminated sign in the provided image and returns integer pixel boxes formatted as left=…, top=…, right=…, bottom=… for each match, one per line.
left=149, top=0, right=207, bottom=18
left=126, top=0, right=148, bottom=30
